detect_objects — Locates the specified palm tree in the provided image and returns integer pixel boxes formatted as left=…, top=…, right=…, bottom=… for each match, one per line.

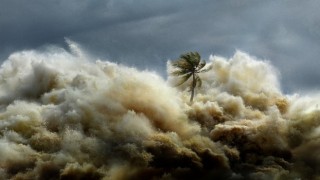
left=170, top=52, right=210, bottom=102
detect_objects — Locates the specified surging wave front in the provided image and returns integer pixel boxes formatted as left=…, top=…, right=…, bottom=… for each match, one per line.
left=0, top=42, right=319, bottom=179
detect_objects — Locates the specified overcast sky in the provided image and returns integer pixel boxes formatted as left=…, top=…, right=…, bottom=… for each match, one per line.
left=1, top=0, right=320, bottom=93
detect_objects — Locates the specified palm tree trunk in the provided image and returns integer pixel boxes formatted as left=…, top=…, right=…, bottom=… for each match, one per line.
left=190, top=73, right=196, bottom=102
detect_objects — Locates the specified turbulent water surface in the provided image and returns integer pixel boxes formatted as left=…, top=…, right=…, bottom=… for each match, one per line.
left=0, top=42, right=319, bottom=179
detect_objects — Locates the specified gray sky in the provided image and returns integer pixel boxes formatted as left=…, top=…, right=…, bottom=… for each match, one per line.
left=1, top=0, right=320, bottom=93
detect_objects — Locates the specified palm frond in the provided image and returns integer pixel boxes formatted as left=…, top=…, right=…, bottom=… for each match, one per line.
left=180, top=53, right=194, bottom=67
left=171, top=59, right=194, bottom=70
left=195, top=74, right=202, bottom=88
left=170, top=69, right=192, bottom=76
left=198, top=64, right=212, bottom=73
left=180, top=52, right=201, bottom=67
left=191, top=52, right=201, bottom=66
left=196, top=61, right=206, bottom=71
left=174, top=73, right=192, bottom=86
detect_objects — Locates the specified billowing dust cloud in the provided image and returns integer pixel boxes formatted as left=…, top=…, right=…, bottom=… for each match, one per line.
left=0, top=42, right=319, bottom=180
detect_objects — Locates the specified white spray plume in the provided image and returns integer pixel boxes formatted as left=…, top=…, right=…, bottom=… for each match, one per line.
left=0, top=43, right=319, bottom=179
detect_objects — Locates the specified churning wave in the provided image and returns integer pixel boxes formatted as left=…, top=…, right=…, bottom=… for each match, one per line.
left=0, top=41, right=319, bottom=179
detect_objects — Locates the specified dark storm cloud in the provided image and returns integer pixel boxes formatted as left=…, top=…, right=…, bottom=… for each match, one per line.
left=1, top=0, right=320, bottom=92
